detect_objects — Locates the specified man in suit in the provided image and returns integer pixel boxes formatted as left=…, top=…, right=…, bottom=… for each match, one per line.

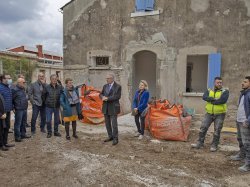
left=100, top=73, right=121, bottom=145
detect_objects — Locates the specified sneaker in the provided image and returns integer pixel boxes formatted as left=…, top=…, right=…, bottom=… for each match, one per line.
left=138, top=135, right=144, bottom=140
left=238, top=164, right=250, bottom=172
left=4, top=144, right=15, bottom=148
left=134, top=133, right=141, bottom=137
left=210, top=146, right=217, bottom=152
left=54, top=132, right=61, bottom=137
left=0, top=146, right=9, bottom=151
left=47, top=133, right=52, bottom=138
left=191, top=143, right=204, bottom=149
left=230, top=152, right=245, bottom=161
left=104, top=138, right=113, bottom=142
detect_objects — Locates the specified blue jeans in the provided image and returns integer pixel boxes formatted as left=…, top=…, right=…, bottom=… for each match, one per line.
left=14, top=110, right=27, bottom=138
left=31, top=104, right=46, bottom=133
left=197, top=113, right=226, bottom=146
left=46, top=107, right=60, bottom=134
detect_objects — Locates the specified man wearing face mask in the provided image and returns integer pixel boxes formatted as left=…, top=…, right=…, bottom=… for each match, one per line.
left=0, top=74, right=15, bottom=148
left=12, top=78, right=31, bottom=142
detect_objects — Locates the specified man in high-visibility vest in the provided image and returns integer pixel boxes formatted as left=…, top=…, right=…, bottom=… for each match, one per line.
left=191, top=77, right=229, bottom=152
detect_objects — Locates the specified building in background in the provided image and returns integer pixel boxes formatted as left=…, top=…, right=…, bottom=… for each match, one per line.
left=61, top=0, right=250, bottom=118
left=0, top=45, right=63, bottom=83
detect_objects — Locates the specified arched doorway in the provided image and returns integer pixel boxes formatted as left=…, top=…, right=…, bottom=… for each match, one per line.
left=132, top=50, right=157, bottom=98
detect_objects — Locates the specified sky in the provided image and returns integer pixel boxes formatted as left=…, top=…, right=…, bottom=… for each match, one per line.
left=0, top=0, right=70, bottom=55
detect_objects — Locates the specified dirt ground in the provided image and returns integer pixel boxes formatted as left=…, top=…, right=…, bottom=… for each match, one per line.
left=0, top=114, right=250, bottom=187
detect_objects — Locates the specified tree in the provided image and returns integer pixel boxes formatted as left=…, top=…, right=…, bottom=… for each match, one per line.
left=0, top=57, right=37, bottom=84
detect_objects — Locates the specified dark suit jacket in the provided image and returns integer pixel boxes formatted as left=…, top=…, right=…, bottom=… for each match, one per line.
left=100, top=82, right=121, bottom=115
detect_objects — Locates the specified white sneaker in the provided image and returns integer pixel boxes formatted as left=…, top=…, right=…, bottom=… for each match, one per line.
left=138, top=135, right=143, bottom=140
left=134, top=133, right=141, bottom=137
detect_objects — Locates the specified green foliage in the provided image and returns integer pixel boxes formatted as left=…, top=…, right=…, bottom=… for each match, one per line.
left=0, top=57, right=37, bottom=84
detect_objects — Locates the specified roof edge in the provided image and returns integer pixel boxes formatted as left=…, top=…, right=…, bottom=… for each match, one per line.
left=60, top=0, right=75, bottom=10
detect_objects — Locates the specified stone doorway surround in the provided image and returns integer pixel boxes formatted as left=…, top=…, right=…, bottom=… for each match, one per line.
left=124, top=43, right=176, bottom=104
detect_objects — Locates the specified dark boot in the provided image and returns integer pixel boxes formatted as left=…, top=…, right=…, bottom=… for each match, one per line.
left=72, top=121, right=78, bottom=138
left=65, top=122, right=70, bottom=140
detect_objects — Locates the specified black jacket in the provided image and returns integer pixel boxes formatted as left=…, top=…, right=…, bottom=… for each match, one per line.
left=45, top=84, right=63, bottom=108
left=12, top=85, right=28, bottom=110
left=100, top=82, right=121, bottom=115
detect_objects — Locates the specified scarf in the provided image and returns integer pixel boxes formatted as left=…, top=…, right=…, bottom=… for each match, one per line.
left=66, top=88, right=80, bottom=105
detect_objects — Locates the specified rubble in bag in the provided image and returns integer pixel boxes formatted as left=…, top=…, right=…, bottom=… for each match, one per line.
left=80, top=85, right=104, bottom=124
left=145, top=99, right=192, bottom=141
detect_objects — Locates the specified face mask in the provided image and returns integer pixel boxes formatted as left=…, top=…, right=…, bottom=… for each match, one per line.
left=7, top=79, right=13, bottom=85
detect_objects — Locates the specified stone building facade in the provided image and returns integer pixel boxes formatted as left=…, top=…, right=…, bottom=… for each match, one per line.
left=62, top=0, right=250, bottom=116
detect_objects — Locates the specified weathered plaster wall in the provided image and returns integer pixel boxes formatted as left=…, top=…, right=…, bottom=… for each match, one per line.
left=63, top=0, right=250, bottom=115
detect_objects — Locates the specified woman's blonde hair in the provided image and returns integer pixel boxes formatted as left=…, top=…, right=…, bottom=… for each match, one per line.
left=140, top=80, right=149, bottom=90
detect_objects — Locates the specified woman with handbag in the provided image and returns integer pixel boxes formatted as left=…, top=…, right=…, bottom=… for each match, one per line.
left=60, top=78, right=83, bottom=140
left=132, top=80, right=150, bottom=140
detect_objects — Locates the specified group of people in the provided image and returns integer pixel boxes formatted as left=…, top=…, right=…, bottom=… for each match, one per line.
left=191, top=76, right=250, bottom=172
left=101, top=74, right=250, bottom=172
left=0, top=71, right=249, bottom=173
left=0, top=72, right=84, bottom=151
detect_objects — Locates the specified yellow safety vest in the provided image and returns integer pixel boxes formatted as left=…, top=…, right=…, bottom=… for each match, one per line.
left=205, top=89, right=227, bottom=114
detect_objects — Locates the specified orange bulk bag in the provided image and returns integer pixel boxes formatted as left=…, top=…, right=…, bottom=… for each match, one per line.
left=145, top=100, right=192, bottom=141
left=80, top=85, right=104, bottom=124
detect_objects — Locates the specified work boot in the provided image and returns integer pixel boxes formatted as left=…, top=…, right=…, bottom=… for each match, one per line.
left=191, top=142, right=204, bottom=149
left=238, top=164, right=250, bottom=172
left=230, top=152, right=245, bottom=161
left=65, top=123, right=70, bottom=140
left=112, top=139, right=118, bottom=146
left=72, top=122, right=78, bottom=139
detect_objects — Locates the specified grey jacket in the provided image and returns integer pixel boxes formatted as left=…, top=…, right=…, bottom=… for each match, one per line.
left=28, top=81, right=46, bottom=106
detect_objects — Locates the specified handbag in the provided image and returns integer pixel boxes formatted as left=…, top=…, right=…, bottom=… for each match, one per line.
left=131, top=109, right=138, bottom=116
left=141, top=107, right=148, bottom=117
